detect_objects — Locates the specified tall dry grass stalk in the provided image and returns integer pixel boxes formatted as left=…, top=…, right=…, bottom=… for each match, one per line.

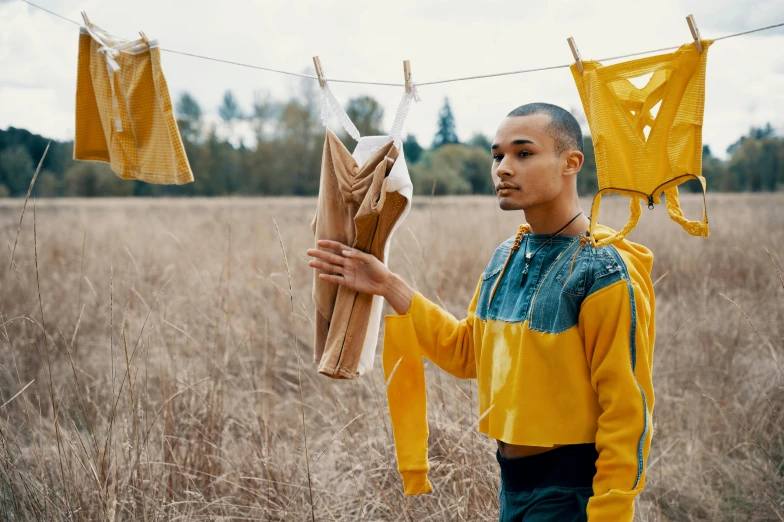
left=272, top=217, right=314, bottom=522
left=0, top=170, right=782, bottom=519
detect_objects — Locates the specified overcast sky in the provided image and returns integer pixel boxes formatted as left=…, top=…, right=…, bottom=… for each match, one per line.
left=1, top=0, right=783, bottom=158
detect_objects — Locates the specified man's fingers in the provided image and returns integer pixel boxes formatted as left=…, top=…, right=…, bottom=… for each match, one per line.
left=309, top=259, right=343, bottom=274
left=312, top=240, right=373, bottom=264
left=316, top=239, right=351, bottom=254
left=318, top=273, right=345, bottom=285
left=343, top=248, right=372, bottom=263
left=307, top=248, right=346, bottom=266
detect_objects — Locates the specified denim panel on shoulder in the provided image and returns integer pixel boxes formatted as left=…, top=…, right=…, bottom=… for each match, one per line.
left=585, top=245, right=627, bottom=295
left=527, top=242, right=628, bottom=334
left=478, top=235, right=577, bottom=323
left=475, top=238, right=514, bottom=321
left=489, top=240, right=558, bottom=323
left=527, top=239, right=587, bottom=334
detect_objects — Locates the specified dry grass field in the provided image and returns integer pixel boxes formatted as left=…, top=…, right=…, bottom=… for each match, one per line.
left=0, top=192, right=782, bottom=521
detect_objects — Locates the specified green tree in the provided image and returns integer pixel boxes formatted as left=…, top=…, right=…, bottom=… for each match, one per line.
left=219, top=90, right=243, bottom=122
left=276, top=99, right=321, bottom=195
left=698, top=144, right=730, bottom=192
left=0, top=145, right=34, bottom=196
left=468, top=133, right=492, bottom=151
left=219, top=90, right=243, bottom=142
left=576, top=136, right=598, bottom=196
left=199, top=126, right=235, bottom=195
left=403, top=134, right=423, bottom=163
left=728, top=137, right=784, bottom=192
left=432, top=97, right=459, bottom=149
left=36, top=170, right=61, bottom=197
left=64, top=162, right=98, bottom=197
left=410, top=144, right=484, bottom=195
left=461, top=146, right=493, bottom=194
left=250, top=89, right=279, bottom=143
left=726, top=123, right=775, bottom=155
left=176, top=91, right=203, bottom=143
left=346, top=96, right=384, bottom=135
left=64, top=162, right=132, bottom=197
left=759, top=138, right=783, bottom=191
left=0, top=128, right=71, bottom=177
left=340, top=96, right=384, bottom=151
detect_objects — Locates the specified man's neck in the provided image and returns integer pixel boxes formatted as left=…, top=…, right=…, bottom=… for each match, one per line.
left=524, top=201, right=589, bottom=237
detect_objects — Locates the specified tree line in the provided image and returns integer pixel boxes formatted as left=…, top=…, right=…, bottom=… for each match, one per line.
left=0, top=82, right=781, bottom=197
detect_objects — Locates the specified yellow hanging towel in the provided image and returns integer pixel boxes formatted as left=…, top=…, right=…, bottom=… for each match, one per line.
left=74, top=22, right=193, bottom=185
left=570, top=40, right=712, bottom=247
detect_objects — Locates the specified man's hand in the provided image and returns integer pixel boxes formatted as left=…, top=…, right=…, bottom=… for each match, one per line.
left=307, top=240, right=391, bottom=296
left=306, top=240, right=415, bottom=314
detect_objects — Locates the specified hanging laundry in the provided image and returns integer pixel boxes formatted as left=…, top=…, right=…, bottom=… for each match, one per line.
left=311, top=131, right=413, bottom=378
left=74, top=21, right=193, bottom=184
left=311, top=82, right=415, bottom=379
left=570, top=40, right=712, bottom=247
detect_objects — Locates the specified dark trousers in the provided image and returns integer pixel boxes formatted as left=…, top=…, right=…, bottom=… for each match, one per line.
left=497, top=444, right=598, bottom=522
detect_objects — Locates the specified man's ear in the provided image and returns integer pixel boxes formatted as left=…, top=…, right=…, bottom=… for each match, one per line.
left=563, top=150, right=584, bottom=177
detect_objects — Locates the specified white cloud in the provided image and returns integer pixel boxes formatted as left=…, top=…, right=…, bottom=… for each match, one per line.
left=1, top=0, right=782, bottom=159
left=682, top=0, right=784, bottom=32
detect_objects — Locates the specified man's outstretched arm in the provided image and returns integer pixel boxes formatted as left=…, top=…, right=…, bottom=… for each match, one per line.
left=307, top=239, right=480, bottom=378
left=307, top=240, right=481, bottom=494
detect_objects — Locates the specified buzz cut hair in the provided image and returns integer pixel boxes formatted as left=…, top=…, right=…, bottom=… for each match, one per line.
left=507, top=103, right=584, bottom=155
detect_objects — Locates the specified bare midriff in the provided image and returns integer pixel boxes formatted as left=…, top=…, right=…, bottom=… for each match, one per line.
left=496, top=440, right=563, bottom=459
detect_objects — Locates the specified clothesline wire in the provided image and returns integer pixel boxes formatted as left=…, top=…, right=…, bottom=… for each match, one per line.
left=17, top=0, right=784, bottom=88
left=21, top=0, right=79, bottom=26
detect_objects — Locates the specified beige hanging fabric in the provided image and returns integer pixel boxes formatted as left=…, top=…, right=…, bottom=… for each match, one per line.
left=311, top=130, right=413, bottom=379
left=570, top=40, right=712, bottom=247
left=74, top=21, right=193, bottom=184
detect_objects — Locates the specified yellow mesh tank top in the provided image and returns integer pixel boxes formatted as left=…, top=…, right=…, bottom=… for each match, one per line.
left=570, top=40, right=712, bottom=247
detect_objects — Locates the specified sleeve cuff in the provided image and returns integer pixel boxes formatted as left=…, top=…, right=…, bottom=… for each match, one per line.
left=586, top=487, right=641, bottom=522
left=401, top=470, right=433, bottom=495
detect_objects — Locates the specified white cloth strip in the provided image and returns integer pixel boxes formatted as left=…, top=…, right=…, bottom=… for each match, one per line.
left=79, top=26, right=158, bottom=55
left=388, top=82, right=420, bottom=142
left=81, top=22, right=158, bottom=133
left=83, top=24, right=125, bottom=132
left=320, top=82, right=361, bottom=141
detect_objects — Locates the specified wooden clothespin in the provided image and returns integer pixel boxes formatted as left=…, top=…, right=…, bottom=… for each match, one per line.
left=313, top=56, right=326, bottom=88
left=567, top=37, right=583, bottom=73
left=403, top=60, right=412, bottom=93
left=139, top=31, right=149, bottom=47
left=80, top=10, right=90, bottom=26
left=686, top=14, right=703, bottom=53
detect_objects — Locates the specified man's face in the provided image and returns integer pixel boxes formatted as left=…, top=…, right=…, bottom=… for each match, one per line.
left=491, top=114, right=567, bottom=211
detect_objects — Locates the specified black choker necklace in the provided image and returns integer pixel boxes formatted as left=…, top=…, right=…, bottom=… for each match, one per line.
left=520, top=211, right=584, bottom=284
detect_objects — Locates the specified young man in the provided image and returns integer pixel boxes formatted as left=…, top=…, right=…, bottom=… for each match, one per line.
left=306, top=103, right=655, bottom=522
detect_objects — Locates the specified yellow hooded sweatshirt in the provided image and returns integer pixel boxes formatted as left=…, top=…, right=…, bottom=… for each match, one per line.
left=382, top=223, right=655, bottom=522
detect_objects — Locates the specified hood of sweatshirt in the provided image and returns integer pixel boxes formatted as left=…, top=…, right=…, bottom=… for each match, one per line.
left=590, top=223, right=654, bottom=282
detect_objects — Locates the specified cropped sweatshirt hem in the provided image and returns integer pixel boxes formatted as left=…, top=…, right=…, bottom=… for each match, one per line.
left=401, top=471, right=433, bottom=495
